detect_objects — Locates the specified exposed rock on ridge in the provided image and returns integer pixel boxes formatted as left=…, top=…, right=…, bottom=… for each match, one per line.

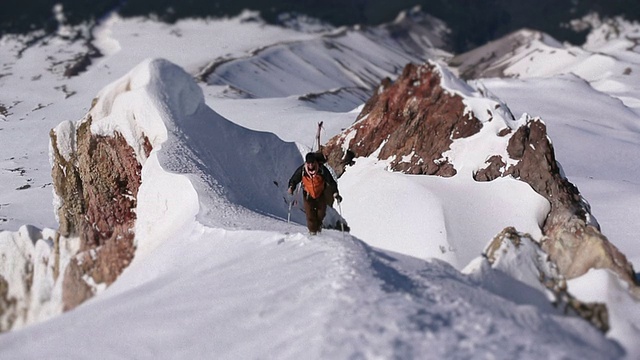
left=325, top=62, right=638, bottom=294
left=49, top=114, right=151, bottom=309
left=324, top=62, right=482, bottom=177
left=476, top=119, right=638, bottom=290
left=0, top=58, right=193, bottom=330
left=480, top=227, right=610, bottom=333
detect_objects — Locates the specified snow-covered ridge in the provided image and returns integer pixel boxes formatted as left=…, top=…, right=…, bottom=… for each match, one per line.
left=1, top=9, right=640, bottom=358
left=325, top=58, right=640, bottom=353
left=0, top=225, right=625, bottom=359
left=197, top=10, right=450, bottom=104
left=0, top=56, right=622, bottom=358
left=431, top=61, right=524, bottom=175
left=0, top=57, right=308, bottom=331
left=57, top=58, right=311, bottom=251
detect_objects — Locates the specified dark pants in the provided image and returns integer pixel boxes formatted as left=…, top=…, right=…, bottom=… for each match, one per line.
left=304, top=195, right=327, bottom=233
left=324, top=182, right=336, bottom=208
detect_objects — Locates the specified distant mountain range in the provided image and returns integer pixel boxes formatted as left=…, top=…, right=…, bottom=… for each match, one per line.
left=4, top=0, right=640, bottom=52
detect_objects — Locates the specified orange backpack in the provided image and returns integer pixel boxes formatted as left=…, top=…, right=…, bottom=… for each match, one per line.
left=302, top=171, right=325, bottom=199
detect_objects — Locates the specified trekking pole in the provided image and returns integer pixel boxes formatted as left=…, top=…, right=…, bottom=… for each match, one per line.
left=287, top=196, right=293, bottom=224
left=337, top=200, right=345, bottom=239
left=287, top=185, right=298, bottom=224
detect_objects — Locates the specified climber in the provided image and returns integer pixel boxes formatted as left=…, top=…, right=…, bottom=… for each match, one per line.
left=288, top=152, right=342, bottom=235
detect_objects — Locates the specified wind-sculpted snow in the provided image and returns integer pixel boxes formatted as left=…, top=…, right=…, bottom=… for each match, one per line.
left=0, top=226, right=62, bottom=330
left=86, top=58, right=311, bottom=252
left=0, top=57, right=311, bottom=329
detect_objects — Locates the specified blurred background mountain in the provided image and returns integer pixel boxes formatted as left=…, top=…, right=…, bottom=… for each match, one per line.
left=2, top=0, right=640, bottom=52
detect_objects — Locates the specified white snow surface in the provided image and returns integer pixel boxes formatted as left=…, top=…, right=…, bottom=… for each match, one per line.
left=0, top=10, right=638, bottom=359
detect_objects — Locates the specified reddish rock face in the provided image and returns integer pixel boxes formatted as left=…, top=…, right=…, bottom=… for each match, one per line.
left=325, top=63, right=482, bottom=177
left=326, top=62, right=638, bottom=292
left=50, top=115, right=151, bottom=309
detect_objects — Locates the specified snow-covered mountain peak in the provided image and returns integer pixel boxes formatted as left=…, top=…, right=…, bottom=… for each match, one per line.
left=448, top=28, right=565, bottom=79
left=434, top=60, right=518, bottom=127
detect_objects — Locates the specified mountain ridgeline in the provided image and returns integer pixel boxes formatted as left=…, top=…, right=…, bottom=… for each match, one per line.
left=5, top=0, right=640, bottom=52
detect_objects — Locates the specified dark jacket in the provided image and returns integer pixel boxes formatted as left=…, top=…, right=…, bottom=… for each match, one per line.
left=288, top=164, right=338, bottom=199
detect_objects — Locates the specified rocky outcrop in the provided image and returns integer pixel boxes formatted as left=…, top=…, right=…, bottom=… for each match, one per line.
left=324, top=63, right=482, bottom=177
left=61, top=258, right=95, bottom=312
left=49, top=115, right=151, bottom=309
left=325, top=61, right=638, bottom=293
left=483, top=227, right=610, bottom=333
left=475, top=120, right=638, bottom=290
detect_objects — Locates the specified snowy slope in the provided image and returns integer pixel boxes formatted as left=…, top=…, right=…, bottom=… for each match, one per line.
left=449, top=19, right=640, bottom=269
left=0, top=9, right=639, bottom=359
left=337, top=157, right=549, bottom=268
left=447, top=19, right=640, bottom=355
left=0, top=53, right=623, bottom=359
left=0, top=230, right=624, bottom=359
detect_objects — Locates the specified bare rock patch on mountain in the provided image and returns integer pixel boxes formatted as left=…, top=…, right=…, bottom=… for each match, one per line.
left=49, top=114, right=152, bottom=309
left=324, top=63, right=481, bottom=177
left=325, top=61, right=638, bottom=295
